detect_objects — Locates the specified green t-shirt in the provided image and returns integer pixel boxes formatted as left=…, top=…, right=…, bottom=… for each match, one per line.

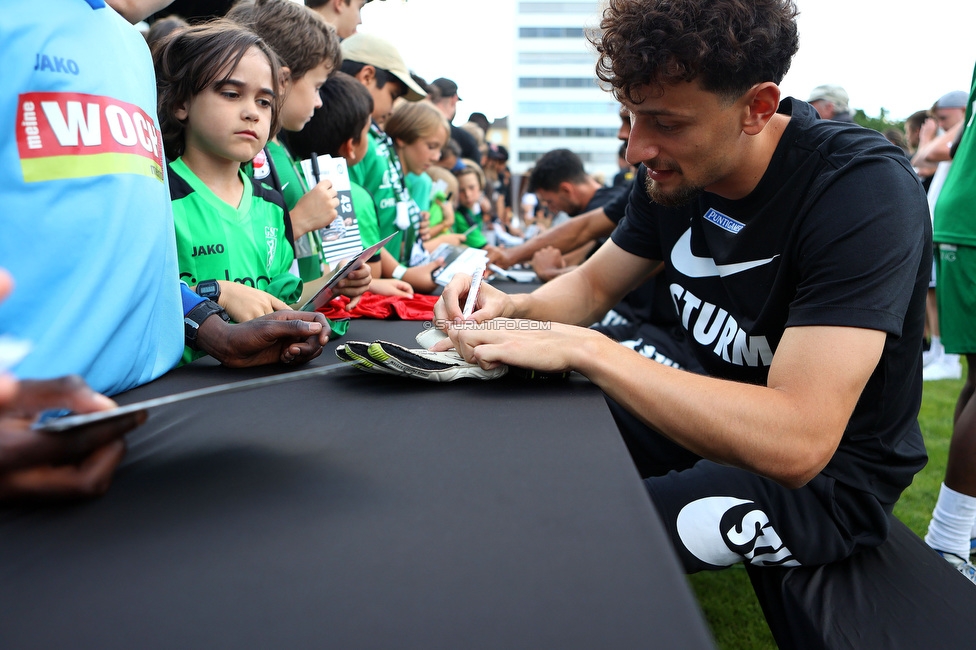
left=349, top=124, right=425, bottom=265
left=351, top=180, right=379, bottom=252
left=349, top=129, right=401, bottom=256
left=265, top=139, right=306, bottom=209
left=454, top=205, right=488, bottom=249
left=169, top=157, right=302, bottom=362
left=245, top=140, right=324, bottom=282
left=406, top=172, right=433, bottom=212
left=933, top=66, right=976, bottom=246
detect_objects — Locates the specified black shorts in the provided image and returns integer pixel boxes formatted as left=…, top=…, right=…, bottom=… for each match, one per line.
left=606, top=398, right=891, bottom=574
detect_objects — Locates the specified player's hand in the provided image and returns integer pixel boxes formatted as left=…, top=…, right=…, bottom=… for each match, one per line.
left=485, top=245, right=512, bottom=268
left=430, top=318, right=590, bottom=374
left=432, top=272, right=513, bottom=327
left=0, top=376, right=139, bottom=502
left=197, top=310, right=330, bottom=367
left=530, top=246, right=567, bottom=282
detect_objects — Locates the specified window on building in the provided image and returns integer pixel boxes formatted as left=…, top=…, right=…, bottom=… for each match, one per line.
left=519, top=151, right=618, bottom=165
left=518, top=101, right=619, bottom=114
left=519, top=2, right=596, bottom=13
left=519, top=127, right=618, bottom=138
left=519, top=77, right=598, bottom=89
left=518, top=27, right=587, bottom=38
left=518, top=52, right=596, bottom=65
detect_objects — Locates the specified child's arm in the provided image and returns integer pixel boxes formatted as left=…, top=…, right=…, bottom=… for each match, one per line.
left=335, top=257, right=410, bottom=298
left=378, top=248, right=442, bottom=294
left=289, top=180, right=340, bottom=240
left=212, top=281, right=291, bottom=322
left=423, top=233, right=466, bottom=252
left=368, top=278, right=414, bottom=297
left=427, top=197, right=455, bottom=238
left=333, top=264, right=372, bottom=309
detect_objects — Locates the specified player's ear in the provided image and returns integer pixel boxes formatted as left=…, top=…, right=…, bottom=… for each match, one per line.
left=741, top=82, right=781, bottom=135
left=279, top=66, right=292, bottom=90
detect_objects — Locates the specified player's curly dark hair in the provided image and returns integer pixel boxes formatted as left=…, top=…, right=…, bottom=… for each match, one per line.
left=591, top=0, right=800, bottom=105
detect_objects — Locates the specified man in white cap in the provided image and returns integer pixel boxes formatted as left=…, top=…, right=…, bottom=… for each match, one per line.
left=340, top=33, right=437, bottom=290
left=807, top=84, right=854, bottom=123
left=932, top=90, right=969, bottom=134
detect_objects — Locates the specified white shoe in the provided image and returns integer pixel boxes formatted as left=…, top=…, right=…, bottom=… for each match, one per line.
left=922, top=344, right=943, bottom=368
left=936, top=551, right=976, bottom=586
left=923, top=354, right=963, bottom=381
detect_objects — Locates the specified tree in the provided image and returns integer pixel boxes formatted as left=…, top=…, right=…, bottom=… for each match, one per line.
left=854, top=107, right=904, bottom=133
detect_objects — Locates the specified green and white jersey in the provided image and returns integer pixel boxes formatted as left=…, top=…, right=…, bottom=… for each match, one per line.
left=260, top=139, right=307, bottom=210
left=351, top=181, right=379, bottom=252
left=454, top=206, right=488, bottom=249
left=169, top=157, right=302, bottom=304
left=349, top=128, right=401, bottom=256
left=405, top=171, right=432, bottom=212
left=349, top=123, right=427, bottom=265
left=933, top=63, right=976, bottom=246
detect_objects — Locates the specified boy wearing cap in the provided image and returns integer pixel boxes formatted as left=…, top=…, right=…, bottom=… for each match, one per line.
left=431, top=77, right=481, bottom=161
left=807, top=84, right=854, bottom=123
left=341, top=33, right=440, bottom=291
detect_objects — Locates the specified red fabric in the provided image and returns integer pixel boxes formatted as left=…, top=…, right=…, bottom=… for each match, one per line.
left=317, top=292, right=439, bottom=320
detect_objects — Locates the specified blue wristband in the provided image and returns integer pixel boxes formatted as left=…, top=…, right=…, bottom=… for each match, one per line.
left=180, top=283, right=206, bottom=316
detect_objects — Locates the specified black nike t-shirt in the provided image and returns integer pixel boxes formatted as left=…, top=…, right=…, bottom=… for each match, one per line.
left=611, top=98, right=931, bottom=505
left=596, top=180, right=677, bottom=327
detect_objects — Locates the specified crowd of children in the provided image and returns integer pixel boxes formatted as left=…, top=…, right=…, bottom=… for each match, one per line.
left=130, top=0, right=549, bottom=365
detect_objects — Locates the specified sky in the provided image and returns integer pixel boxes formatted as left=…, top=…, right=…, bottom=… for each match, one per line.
left=359, top=0, right=976, bottom=123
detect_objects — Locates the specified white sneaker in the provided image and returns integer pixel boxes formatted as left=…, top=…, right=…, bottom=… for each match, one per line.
left=923, top=354, right=962, bottom=381
left=937, top=551, right=976, bottom=586
left=922, top=344, right=943, bottom=368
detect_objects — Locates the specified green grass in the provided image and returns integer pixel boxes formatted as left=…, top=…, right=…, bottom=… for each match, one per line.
left=686, top=370, right=965, bottom=649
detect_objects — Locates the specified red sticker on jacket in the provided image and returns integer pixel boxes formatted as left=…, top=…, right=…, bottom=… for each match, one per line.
left=17, top=92, right=164, bottom=183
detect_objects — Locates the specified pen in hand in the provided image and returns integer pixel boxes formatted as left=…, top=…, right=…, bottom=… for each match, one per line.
left=461, top=263, right=486, bottom=320
left=310, top=152, right=321, bottom=184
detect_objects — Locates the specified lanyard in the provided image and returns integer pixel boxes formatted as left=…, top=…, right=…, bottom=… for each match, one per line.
left=370, top=122, right=425, bottom=263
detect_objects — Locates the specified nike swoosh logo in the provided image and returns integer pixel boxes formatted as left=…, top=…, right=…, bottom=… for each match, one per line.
left=282, top=182, right=290, bottom=190
left=670, top=228, right=778, bottom=278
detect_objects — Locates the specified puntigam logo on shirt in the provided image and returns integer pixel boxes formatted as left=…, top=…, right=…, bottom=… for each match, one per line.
left=16, top=92, right=164, bottom=183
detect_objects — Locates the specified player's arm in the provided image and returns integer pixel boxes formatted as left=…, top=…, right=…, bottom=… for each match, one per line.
left=580, top=323, right=885, bottom=488
left=488, top=206, right=616, bottom=268
left=514, top=239, right=656, bottom=325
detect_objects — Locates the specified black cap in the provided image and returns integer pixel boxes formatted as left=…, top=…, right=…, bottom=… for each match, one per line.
left=487, top=143, right=508, bottom=161
left=431, top=77, right=461, bottom=101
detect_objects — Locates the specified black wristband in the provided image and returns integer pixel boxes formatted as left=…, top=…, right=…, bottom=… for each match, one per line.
left=184, top=299, right=230, bottom=350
